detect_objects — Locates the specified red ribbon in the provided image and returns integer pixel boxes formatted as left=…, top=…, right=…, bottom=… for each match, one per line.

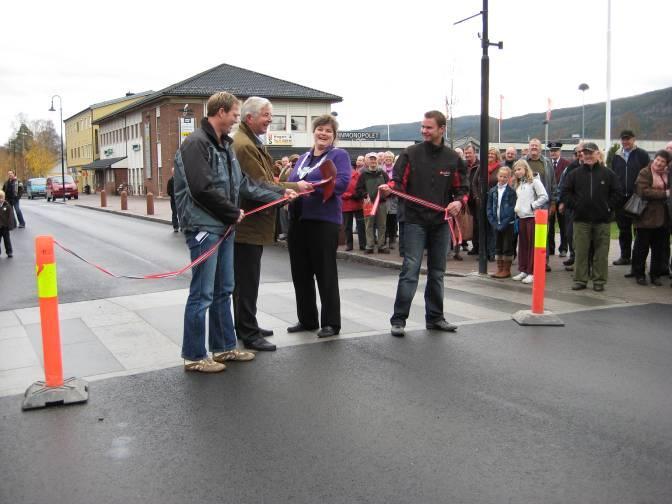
left=54, top=178, right=333, bottom=280
left=380, top=188, right=462, bottom=247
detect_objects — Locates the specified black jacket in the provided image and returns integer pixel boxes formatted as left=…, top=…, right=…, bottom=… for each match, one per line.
left=0, top=201, right=16, bottom=229
left=166, top=176, right=175, bottom=201
left=563, top=163, right=623, bottom=223
left=610, top=147, right=650, bottom=198
left=392, top=140, right=469, bottom=225
left=2, top=178, right=19, bottom=203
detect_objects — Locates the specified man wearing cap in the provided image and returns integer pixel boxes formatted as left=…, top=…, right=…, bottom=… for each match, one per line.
left=547, top=142, right=570, bottom=256
left=563, top=142, right=623, bottom=292
left=355, top=152, right=389, bottom=254
left=557, top=144, right=584, bottom=268
left=610, top=130, right=650, bottom=266
left=232, top=96, right=309, bottom=352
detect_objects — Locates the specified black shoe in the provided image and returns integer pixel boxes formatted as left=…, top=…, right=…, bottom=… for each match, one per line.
left=259, top=328, right=274, bottom=337
left=173, top=228, right=179, bottom=233
left=379, top=248, right=390, bottom=254
left=18, top=225, right=25, bottom=228
left=636, top=277, right=647, bottom=286
left=467, top=249, right=479, bottom=256
left=565, top=266, right=574, bottom=271
left=345, top=246, right=353, bottom=251
left=488, top=255, right=495, bottom=262
left=613, top=257, right=631, bottom=266
left=317, top=326, right=339, bottom=338
left=593, top=284, right=604, bottom=292
left=287, top=323, right=317, bottom=333
left=563, top=258, right=575, bottom=266
left=545, top=264, right=552, bottom=272
left=453, top=254, right=463, bottom=261
left=7, top=253, right=13, bottom=258
left=243, top=337, right=276, bottom=351
left=426, top=320, right=457, bottom=332
left=571, top=283, right=586, bottom=290
left=650, top=276, right=662, bottom=287
left=364, top=249, right=374, bottom=255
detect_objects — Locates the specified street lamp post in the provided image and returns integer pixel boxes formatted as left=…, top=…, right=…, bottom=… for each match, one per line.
left=578, top=83, right=589, bottom=141
left=49, top=95, right=66, bottom=202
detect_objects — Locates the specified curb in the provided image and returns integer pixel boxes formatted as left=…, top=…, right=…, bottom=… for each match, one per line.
left=272, top=241, right=468, bottom=278
left=72, top=203, right=173, bottom=226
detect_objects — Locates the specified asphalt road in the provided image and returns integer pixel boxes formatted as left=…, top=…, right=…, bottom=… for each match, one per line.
left=0, top=199, right=395, bottom=310
left=1, top=303, right=671, bottom=503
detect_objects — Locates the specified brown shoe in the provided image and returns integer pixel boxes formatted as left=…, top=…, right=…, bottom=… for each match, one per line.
left=184, top=357, right=226, bottom=373
left=213, top=348, right=255, bottom=363
left=490, top=259, right=504, bottom=278
left=495, top=259, right=512, bottom=279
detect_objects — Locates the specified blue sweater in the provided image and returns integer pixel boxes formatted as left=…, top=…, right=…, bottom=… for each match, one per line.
left=486, top=184, right=517, bottom=231
left=288, top=146, right=351, bottom=224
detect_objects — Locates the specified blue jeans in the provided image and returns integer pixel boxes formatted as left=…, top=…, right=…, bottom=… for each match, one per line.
left=12, top=199, right=25, bottom=227
left=391, top=221, right=450, bottom=326
left=182, top=230, right=237, bottom=360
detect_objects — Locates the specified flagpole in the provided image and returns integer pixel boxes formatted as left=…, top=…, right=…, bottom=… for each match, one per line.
left=498, top=94, right=503, bottom=144
left=605, top=0, right=612, bottom=150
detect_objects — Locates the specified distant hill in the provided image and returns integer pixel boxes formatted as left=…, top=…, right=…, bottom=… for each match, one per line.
left=358, top=87, right=672, bottom=143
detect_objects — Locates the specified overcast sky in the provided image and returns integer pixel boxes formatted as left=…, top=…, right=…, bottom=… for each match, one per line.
left=1, top=0, right=670, bottom=142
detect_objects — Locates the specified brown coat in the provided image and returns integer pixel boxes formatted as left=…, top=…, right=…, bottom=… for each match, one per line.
left=232, top=123, right=299, bottom=245
left=634, top=165, right=669, bottom=229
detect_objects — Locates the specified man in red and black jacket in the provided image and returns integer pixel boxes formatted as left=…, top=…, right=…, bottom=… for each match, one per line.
left=380, top=110, right=469, bottom=338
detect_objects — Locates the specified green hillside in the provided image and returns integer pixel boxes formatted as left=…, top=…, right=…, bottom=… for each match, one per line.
left=359, top=87, right=672, bottom=143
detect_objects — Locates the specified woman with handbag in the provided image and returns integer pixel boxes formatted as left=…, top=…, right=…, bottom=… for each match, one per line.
left=630, top=150, right=671, bottom=286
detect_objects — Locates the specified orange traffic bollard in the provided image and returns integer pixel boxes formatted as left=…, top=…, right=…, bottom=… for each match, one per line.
left=121, top=190, right=128, bottom=211
left=146, top=192, right=154, bottom=215
left=512, top=209, right=564, bottom=327
left=23, top=236, right=88, bottom=410
left=100, top=189, right=107, bottom=208
left=531, top=209, right=548, bottom=314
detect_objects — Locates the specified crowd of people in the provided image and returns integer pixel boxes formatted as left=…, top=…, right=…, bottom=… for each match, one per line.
left=162, top=90, right=672, bottom=373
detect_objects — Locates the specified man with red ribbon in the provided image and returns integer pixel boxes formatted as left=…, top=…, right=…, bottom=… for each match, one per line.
left=173, top=92, right=297, bottom=373
left=380, top=111, right=468, bottom=338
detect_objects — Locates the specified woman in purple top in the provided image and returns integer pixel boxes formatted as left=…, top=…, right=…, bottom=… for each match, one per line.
left=286, top=114, right=351, bottom=338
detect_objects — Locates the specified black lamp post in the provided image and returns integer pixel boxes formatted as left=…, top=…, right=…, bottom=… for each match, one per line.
left=49, top=95, right=66, bottom=202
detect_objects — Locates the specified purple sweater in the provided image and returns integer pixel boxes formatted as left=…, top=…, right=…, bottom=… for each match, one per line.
left=288, top=146, right=351, bottom=224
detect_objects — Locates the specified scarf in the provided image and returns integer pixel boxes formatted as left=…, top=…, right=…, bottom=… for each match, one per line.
left=651, top=166, right=668, bottom=189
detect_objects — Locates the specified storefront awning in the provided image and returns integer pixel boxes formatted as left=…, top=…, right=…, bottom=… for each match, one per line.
left=81, top=157, right=127, bottom=170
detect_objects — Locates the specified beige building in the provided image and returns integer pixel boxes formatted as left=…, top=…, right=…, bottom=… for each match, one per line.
left=64, top=91, right=153, bottom=191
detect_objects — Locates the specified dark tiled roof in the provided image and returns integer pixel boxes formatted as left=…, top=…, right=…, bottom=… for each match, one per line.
left=164, top=63, right=342, bottom=101
left=95, top=63, right=341, bottom=124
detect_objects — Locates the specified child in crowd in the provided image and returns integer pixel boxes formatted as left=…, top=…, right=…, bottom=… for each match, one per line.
left=512, top=160, right=548, bottom=284
left=486, top=167, right=517, bottom=278
left=0, top=190, right=16, bottom=258
left=355, top=152, right=389, bottom=254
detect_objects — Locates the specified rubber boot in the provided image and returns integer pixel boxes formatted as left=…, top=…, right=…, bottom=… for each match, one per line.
left=490, top=259, right=503, bottom=278
left=495, top=259, right=512, bottom=279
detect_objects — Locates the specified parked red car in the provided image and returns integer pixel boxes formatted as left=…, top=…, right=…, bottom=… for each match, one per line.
left=46, top=175, right=79, bottom=201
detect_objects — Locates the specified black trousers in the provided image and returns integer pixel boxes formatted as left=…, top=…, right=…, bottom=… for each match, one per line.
left=632, top=227, right=670, bottom=278
left=343, top=210, right=366, bottom=249
left=0, top=227, right=11, bottom=254
left=495, top=224, right=515, bottom=257
left=548, top=211, right=567, bottom=253
left=170, top=197, right=179, bottom=230
left=288, top=219, right=341, bottom=330
left=615, top=208, right=635, bottom=260
left=386, top=213, right=398, bottom=242
left=233, top=242, right=264, bottom=342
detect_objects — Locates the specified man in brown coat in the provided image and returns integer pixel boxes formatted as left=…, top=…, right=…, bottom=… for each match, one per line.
left=233, top=97, right=309, bottom=351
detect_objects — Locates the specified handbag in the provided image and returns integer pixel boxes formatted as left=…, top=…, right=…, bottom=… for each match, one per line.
left=623, top=193, right=647, bottom=218
left=456, top=205, right=474, bottom=242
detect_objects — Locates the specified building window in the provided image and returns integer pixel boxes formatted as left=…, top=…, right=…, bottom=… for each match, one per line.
left=291, top=116, right=307, bottom=132
left=270, top=116, right=286, bottom=131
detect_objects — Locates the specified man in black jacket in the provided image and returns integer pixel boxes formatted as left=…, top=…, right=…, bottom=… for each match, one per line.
left=380, top=111, right=468, bottom=337
left=610, top=129, right=650, bottom=265
left=563, top=142, right=623, bottom=292
left=173, top=92, right=296, bottom=373
left=166, top=167, right=178, bottom=232
left=2, top=171, right=25, bottom=228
